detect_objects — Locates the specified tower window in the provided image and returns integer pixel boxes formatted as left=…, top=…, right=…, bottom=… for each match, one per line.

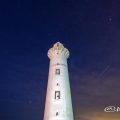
left=57, top=63, right=60, bottom=65
left=55, top=91, right=60, bottom=100
left=56, top=112, right=58, bottom=116
left=55, top=69, right=60, bottom=75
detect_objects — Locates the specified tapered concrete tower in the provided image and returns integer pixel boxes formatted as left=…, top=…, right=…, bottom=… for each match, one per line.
left=44, top=42, right=74, bottom=120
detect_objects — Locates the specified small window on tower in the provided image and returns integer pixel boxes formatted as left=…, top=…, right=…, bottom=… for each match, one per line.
left=56, top=112, right=58, bottom=116
left=55, top=69, right=60, bottom=75
left=55, top=91, right=60, bottom=100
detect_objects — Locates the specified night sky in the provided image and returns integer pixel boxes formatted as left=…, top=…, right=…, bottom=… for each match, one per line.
left=0, top=0, right=120, bottom=120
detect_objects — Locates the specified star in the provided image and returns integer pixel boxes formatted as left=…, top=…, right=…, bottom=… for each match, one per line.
left=108, top=17, right=112, bottom=22
left=106, top=17, right=113, bottom=23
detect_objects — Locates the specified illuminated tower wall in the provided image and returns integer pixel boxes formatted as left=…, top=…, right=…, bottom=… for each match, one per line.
left=44, top=42, right=74, bottom=120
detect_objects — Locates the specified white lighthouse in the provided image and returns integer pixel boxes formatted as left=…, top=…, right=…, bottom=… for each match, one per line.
left=44, top=42, right=74, bottom=120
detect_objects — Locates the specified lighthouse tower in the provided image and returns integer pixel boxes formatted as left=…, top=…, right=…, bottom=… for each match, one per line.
left=44, top=42, right=74, bottom=120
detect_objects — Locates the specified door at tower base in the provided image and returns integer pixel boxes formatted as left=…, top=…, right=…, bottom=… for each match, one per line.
left=44, top=42, right=74, bottom=120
